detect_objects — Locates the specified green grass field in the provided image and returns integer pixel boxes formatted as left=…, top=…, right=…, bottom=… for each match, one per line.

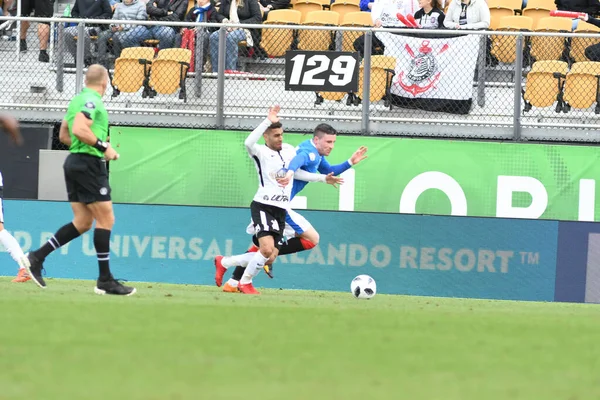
left=1, top=277, right=600, bottom=400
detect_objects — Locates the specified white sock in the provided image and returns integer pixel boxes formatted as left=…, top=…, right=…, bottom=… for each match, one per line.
left=0, top=229, right=26, bottom=267
left=240, top=251, right=269, bottom=284
left=226, top=278, right=239, bottom=287
left=222, top=252, right=256, bottom=269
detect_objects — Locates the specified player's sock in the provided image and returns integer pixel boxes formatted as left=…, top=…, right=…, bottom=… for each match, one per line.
left=0, top=229, right=26, bottom=265
left=222, top=252, right=255, bottom=268
left=94, top=228, right=112, bottom=280
left=240, top=251, right=269, bottom=284
left=232, top=265, right=244, bottom=281
left=278, top=237, right=316, bottom=255
left=32, top=222, right=80, bottom=261
left=226, top=278, right=239, bottom=288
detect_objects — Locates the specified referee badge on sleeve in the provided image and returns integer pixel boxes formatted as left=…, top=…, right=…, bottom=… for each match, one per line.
left=85, top=101, right=96, bottom=109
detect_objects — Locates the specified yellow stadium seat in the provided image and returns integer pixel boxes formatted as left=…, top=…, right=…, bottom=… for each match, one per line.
left=489, top=6, right=516, bottom=30
left=563, top=61, right=600, bottom=112
left=521, top=7, right=551, bottom=29
left=260, top=9, right=302, bottom=57
left=111, top=47, right=155, bottom=98
left=490, top=16, right=533, bottom=64
left=524, top=0, right=556, bottom=10
left=341, top=12, right=372, bottom=52
left=297, top=10, right=339, bottom=51
left=523, top=60, right=568, bottom=112
left=530, top=17, right=572, bottom=61
left=357, top=55, right=396, bottom=105
left=570, top=21, right=600, bottom=63
left=330, top=2, right=361, bottom=23
left=488, top=0, right=522, bottom=12
left=333, top=0, right=360, bottom=5
left=292, top=0, right=323, bottom=23
left=148, top=48, right=192, bottom=101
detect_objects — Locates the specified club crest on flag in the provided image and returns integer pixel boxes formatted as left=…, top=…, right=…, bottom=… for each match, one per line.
left=397, top=40, right=445, bottom=96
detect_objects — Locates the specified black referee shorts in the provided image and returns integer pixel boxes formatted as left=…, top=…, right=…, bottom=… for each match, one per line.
left=64, top=153, right=112, bottom=204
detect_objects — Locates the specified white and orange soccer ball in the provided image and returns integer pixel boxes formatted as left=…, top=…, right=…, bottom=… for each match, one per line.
left=350, top=275, right=377, bottom=299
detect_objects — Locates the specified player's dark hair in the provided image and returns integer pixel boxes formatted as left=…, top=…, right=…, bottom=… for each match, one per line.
left=314, top=123, right=337, bottom=138
left=268, top=122, right=282, bottom=130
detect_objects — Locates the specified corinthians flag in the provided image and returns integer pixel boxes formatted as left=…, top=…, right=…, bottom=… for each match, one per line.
left=376, top=32, right=480, bottom=115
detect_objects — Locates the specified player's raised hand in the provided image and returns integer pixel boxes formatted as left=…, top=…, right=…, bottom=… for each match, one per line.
left=268, top=105, right=281, bottom=124
left=325, top=172, right=344, bottom=188
left=350, top=146, right=368, bottom=165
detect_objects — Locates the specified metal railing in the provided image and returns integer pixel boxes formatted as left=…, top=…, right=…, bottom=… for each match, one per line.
left=1, top=15, right=600, bottom=142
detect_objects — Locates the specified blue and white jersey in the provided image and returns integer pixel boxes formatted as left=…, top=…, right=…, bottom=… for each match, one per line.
left=288, top=139, right=352, bottom=199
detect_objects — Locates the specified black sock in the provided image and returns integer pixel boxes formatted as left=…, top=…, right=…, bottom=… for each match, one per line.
left=232, top=265, right=244, bottom=281
left=94, top=228, right=112, bottom=280
left=278, top=237, right=311, bottom=255
left=32, top=222, right=80, bottom=261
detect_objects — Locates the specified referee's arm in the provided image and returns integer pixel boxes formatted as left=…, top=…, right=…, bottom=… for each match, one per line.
left=59, top=119, right=71, bottom=147
left=72, top=112, right=99, bottom=146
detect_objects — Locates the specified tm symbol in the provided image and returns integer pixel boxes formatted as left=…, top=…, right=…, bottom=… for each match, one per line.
left=520, top=252, right=539, bottom=265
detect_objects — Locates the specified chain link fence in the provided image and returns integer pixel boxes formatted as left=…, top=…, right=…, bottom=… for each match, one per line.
left=2, top=13, right=600, bottom=140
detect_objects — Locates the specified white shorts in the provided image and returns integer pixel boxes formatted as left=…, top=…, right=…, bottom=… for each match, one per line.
left=245, top=208, right=313, bottom=240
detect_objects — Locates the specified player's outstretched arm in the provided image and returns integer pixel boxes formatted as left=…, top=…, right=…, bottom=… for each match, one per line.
left=318, top=146, right=368, bottom=175
left=244, top=105, right=281, bottom=156
left=0, top=114, right=23, bottom=145
left=294, top=170, right=344, bottom=188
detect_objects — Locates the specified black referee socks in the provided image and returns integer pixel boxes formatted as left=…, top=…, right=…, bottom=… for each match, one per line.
left=32, top=222, right=81, bottom=261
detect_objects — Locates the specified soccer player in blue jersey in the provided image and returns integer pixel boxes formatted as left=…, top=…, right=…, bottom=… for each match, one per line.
left=215, top=123, right=368, bottom=293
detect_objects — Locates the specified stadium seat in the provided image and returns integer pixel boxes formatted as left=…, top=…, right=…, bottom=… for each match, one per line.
left=148, top=48, right=191, bottom=102
left=330, top=2, right=361, bottom=22
left=357, top=55, right=396, bottom=106
left=489, top=6, right=516, bottom=30
left=521, top=6, right=551, bottom=29
left=523, top=60, right=568, bottom=112
left=570, top=21, right=600, bottom=63
left=111, top=47, right=155, bottom=98
left=563, top=61, right=600, bottom=112
left=490, top=16, right=533, bottom=64
left=341, top=12, right=372, bottom=52
left=333, top=0, right=360, bottom=5
left=292, top=1, right=323, bottom=23
left=297, top=11, right=339, bottom=51
left=524, top=0, right=556, bottom=10
left=260, top=9, right=302, bottom=57
left=488, top=0, right=522, bottom=12
left=530, top=17, right=572, bottom=62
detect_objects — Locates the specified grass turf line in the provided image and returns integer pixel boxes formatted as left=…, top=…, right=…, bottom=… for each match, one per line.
left=1, top=277, right=600, bottom=400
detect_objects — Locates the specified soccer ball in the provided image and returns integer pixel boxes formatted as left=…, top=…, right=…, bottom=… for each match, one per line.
left=350, top=275, right=377, bottom=299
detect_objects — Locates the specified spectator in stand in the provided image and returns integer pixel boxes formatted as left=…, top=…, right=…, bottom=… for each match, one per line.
left=556, top=0, right=600, bottom=16
left=360, top=0, right=418, bottom=14
left=19, top=0, right=59, bottom=62
left=443, top=0, right=489, bottom=30
left=182, top=0, right=221, bottom=70
left=414, top=0, right=445, bottom=28
left=97, top=0, right=148, bottom=67
left=354, top=0, right=419, bottom=57
left=146, top=0, right=188, bottom=50
left=209, top=0, right=261, bottom=72
left=259, top=0, right=289, bottom=20
left=64, top=0, right=113, bottom=66
left=579, top=13, right=600, bottom=60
